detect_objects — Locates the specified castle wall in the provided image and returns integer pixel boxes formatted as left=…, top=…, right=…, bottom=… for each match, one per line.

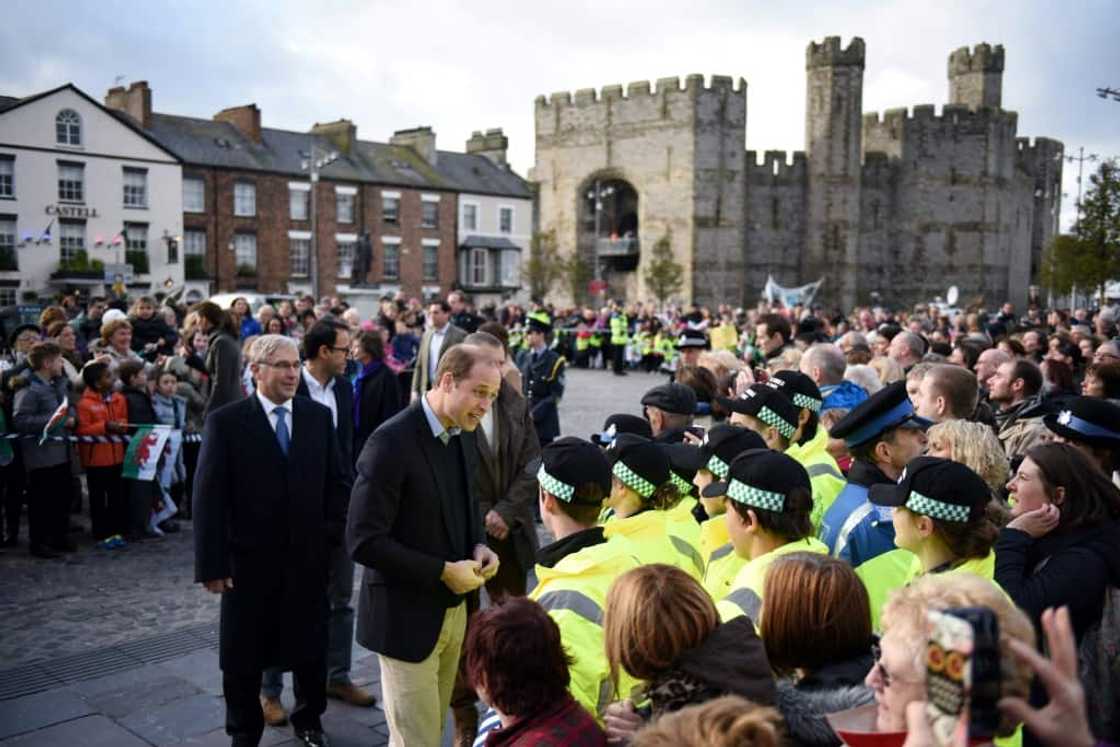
left=743, top=151, right=808, bottom=297
left=1015, top=137, right=1064, bottom=282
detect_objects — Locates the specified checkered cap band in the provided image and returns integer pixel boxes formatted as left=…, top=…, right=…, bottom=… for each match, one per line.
left=613, top=461, right=656, bottom=498
left=537, top=465, right=575, bottom=502
left=706, top=454, right=731, bottom=480
left=669, top=471, right=693, bottom=495
left=792, top=393, right=822, bottom=413
left=905, top=491, right=971, bottom=523
left=726, top=479, right=786, bottom=513
left=758, top=407, right=797, bottom=439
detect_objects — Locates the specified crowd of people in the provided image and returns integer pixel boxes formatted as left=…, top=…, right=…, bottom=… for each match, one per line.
left=2, top=287, right=1120, bottom=747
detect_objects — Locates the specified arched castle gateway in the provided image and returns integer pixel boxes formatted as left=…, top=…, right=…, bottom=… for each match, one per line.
left=531, top=37, right=1063, bottom=309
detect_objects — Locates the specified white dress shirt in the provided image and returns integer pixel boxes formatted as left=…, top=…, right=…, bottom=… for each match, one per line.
left=257, top=390, right=294, bottom=438
left=428, top=324, right=448, bottom=385
left=301, top=365, right=338, bottom=427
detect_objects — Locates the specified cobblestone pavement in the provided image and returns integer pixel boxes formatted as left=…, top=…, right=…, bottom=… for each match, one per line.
left=0, top=366, right=656, bottom=745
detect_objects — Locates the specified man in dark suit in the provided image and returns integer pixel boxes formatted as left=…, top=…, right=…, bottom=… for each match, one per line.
left=260, top=321, right=374, bottom=726
left=348, top=344, right=501, bottom=746
left=194, top=334, right=348, bottom=747
left=410, top=300, right=467, bottom=401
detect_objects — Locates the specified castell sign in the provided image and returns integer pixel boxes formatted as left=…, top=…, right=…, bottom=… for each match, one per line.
left=45, top=204, right=100, bottom=218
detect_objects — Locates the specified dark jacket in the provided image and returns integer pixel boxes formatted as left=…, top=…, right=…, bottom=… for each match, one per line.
left=204, top=329, right=244, bottom=416
left=296, top=370, right=355, bottom=480
left=347, top=402, right=485, bottom=662
left=775, top=653, right=875, bottom=747
left=646, top=616, right=775, bottom=717
left=476, top=378, right=541, bottom=576
left=518, top=347, right=565, bottom=443
left=352, top=362, right=402, bottom=459
left=193, top=395, right=348, bottom=673
left=129, top=314, right=178, bottom=358
left=13, top=373, right=72, bottom=470
left=995, top=520, right=1120, bottom=643
left=121, top=384, right=157, bottom=426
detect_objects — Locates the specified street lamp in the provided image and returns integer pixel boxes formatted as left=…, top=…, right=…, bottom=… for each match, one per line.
left=1063, top=146, right=1099, bottom=231
left=1096, top=87, right=1120, bottom=102
left=586, top=180, right=615, bottom=298
left=300, top=142, right=339, bottom=299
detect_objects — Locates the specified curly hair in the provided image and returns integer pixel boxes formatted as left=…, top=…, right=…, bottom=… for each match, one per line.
left=631, top=695, right=784, bottom=747
left=925, top=420, right=1010, bottom=495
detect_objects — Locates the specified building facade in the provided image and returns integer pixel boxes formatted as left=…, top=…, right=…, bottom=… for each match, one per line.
left=0, top=85, right=184, bottom=307
left=532, top=38, right=1063, bottom=310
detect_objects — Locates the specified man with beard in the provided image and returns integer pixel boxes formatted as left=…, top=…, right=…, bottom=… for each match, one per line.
left=988, top=359, right=1048, bottom=466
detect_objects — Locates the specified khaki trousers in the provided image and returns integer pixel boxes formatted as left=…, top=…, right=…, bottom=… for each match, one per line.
left=378, top=601, right=468, bottom=747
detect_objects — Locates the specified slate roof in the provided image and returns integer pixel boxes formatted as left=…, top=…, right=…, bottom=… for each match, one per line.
left=0, top=96, right=21, bottom=113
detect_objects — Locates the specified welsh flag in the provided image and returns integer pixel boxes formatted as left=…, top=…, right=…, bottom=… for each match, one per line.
left=122, top=426, right=172, bottom=481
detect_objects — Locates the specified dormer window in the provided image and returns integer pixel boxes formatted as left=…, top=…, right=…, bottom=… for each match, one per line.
left=56, top=109, right=82, bottom=146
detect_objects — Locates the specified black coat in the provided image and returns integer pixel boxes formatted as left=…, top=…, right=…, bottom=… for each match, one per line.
left=129, top=315, right=178, bottom=358
left=517, top=348, right=565, bottom=443
left=296, top=371, right=355, bottom=478
left=347, top=402, right=485, bottom=662
left=121, top=385, right=157, bottom=426
left=193, top=395, right=349, bottom=674
left=352, top=363, right=402, bottom=460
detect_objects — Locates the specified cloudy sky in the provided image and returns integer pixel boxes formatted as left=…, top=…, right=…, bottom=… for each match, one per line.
left=3, top=0, right=1116, bottom=231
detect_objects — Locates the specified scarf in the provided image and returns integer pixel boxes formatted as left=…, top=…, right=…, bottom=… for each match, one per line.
left=352, top=359, right=384, bottom=429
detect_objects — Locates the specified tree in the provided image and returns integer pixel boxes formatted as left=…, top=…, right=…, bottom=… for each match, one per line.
left=560, top=249, right=593, bottom=307
left=526, top=229, right=562, bottom=302
left=643, top=230, right=685, bottom=307
left=1039, top=234, right=1108, bottom=297
left=1074, top=158, right=1120, bottom=303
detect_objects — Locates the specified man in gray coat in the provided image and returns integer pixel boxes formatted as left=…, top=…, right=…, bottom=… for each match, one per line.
left=410, top=300, right=466, bottom=401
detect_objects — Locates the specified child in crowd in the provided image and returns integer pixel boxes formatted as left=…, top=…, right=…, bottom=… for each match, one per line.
left=76, top=360, right=128, bottom=549
left=152, top=368, right=186, bottom=532
left=117, top=360, right=162, bottom=541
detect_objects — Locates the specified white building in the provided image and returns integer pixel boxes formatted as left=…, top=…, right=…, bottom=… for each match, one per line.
left=0, top=84, right=184, bottom=307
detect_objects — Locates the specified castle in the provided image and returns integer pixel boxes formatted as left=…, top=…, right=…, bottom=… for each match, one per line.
left=531, top=37, right=1063, bottom=310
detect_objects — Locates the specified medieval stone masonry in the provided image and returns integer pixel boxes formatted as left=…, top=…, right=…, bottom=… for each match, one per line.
left=532, top=36, right=1063, bottom=309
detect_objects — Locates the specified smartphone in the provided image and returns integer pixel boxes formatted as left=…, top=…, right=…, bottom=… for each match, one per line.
left=925, top=607, right=1001, bottom=746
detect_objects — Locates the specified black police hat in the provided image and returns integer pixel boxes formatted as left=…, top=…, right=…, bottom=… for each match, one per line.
left=609, top=436, right=671, bottom=500
left=662, top=443, right=701, bottom=495
left=828, top=381, right=931, bottom=448
left=641, top=382, right=697, bottom=416
left=1043, top=397, right=1120, bottom=447
left=868, top=456, right=990, bottom=523
left=677, top=328, right=709, bottom=349
left=534, top=436, right=611, bottom=505
left=715, top=384, right=800, bottom=441
left=591, top=413, right=653, bottom=446
left=768, top=371, right=824, bottom=414
left=701, top=449, right=811, bottom=514
left=697, top=424, right=767, bottom=481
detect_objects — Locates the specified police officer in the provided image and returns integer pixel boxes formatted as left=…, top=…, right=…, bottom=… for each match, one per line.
left=672, top=328, right=708, bottom=381
left=1042, top=396, right=1120, bottom=478
left=608, top=302, right=629, bottom=376
left=519, top=311, right=565, bottom=447
left=824, top=381, right=930, bottom=631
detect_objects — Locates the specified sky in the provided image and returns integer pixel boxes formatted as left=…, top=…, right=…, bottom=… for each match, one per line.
left=2, top=0, right=1117, bottom=232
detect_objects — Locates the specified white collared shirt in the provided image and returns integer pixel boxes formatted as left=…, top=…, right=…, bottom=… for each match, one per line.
left=428, top=324, right=448, bottom=384
left=257, top=390, right=294, bottom=439
left=301, top=365, right=337, bottom=427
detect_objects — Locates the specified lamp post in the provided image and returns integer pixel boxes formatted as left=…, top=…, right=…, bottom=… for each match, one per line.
left=1064, top=146, right=1099, bottom=232
left=586, top=180, right=615, bottom=299
left=300, top=142, right=339, bottom=300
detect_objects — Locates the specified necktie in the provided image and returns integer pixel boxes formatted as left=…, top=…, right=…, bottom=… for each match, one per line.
left=273, top=406, right=290, bottom=457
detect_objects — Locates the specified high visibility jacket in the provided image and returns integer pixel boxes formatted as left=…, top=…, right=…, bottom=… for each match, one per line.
left=666, top=497, right=705, bottom=578
left=530, top=537, right=642, bottom=720
left=638, top=331, right=655, bottom=355
left=576, top=331, right=591, bottom=352
left=589, top=331, right=603, bottom=349
left=717, top=537, right=828, bottom=625
left=905, top=550, right=997, bottom=584
left=698, top=516, right=746, bottom=601
left=610, top=313, right=628, bottom=346
left=786, top=429, right=846, bottom=533
left=602, top=509, right=704, bottom=580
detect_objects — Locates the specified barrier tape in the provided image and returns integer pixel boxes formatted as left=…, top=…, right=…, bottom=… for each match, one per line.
left=0, top=432, right=202, bottom=443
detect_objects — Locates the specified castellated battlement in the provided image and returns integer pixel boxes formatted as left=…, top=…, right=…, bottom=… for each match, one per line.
left=1015, top=136, right=1064, bottom=172
left=862, top=103, right=1018, bottom=134
left=806, top=36, right=865, bottom=69
left=949, top=43, right=1005, bottom=75
left=534, top=74, right=746, bottom=110
left=745, top=149, right=807, bottom=184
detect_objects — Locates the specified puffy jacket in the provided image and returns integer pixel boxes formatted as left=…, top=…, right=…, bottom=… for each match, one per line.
left=76, top=387, right=127, bottom=466
left=821, top=380, right=869, bottom=413
left=13, top=373, right=72, bottom=470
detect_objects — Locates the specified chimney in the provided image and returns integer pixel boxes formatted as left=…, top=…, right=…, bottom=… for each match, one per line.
left=466, top=128, right=509, bottom=167
left=214, top=104, right=262, bottom=144
left=390, top=126, right=437, bottom=166
left=311, top=119, right=357, bottom=154
left=104, top=81, right=151, bottom=128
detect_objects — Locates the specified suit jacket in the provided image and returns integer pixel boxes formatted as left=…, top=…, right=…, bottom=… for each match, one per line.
left=193, top=395, right=349, bottom=673
left=352, top=362, right=402, bottom=459
left=347, top=401, right=484, bottom=662
left=410, top=323, right=467, bottom=397
left=296, top=371, right=355, bottom=478
left=476, top=379, right=541, bottom=575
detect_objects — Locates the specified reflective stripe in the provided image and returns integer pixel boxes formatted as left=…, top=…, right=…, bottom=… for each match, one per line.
left=807, top=462, right=843, bottom=481
left=723, top=586, right=763, bottom=622
left=670, top=535, right=705, bottom=575
left=833, top=502, right=874, bottom=558
left=536, top=589, right=603, bottom=626
left=709, top=542, right=736, bottom=563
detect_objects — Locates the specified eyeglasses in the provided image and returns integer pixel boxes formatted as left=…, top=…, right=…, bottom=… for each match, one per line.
left=328, top=346, right=351, bottom=356
left=260, top=360, right=301, bottom=372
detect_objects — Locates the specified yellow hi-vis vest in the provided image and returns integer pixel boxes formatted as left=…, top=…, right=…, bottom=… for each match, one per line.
left=786, top=429, right=846, bottom=533
left=698, top=516, right=746, bottom=601
left=531, top=536, right=642, bottom=721
left=602, top=509, right=704, bottom=581
left=717, top=537, right=829, bottom=626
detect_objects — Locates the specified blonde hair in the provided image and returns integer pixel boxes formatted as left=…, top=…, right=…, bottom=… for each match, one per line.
left=766, top=346, right=802, bottom=374
left=99, top=318, right=132, bottom=343
left=698, top=350, right=743, bottom=382
left=870, top=355, right=905, bottom=384
left=926, top=420, right=1010, bottom=494
left=631, top=696, right=784, bottom=747
left=843, top=364, right=883, bottom=395
left=880, top=574, right=1034, bottom=737
left=248, top=334, right=298, bottom=364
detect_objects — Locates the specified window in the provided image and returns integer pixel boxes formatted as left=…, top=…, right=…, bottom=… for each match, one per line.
left=234, top=233, right=257, bottom=270
left=289, top=183, right=310, bottom=221
left=421, top=200, right=439, bottom=229
left=125, top=223, right=149, bottom=273
left=0, top=288, right=14, bottom=306
left=0, top=217, right=16, bottom=271
left=183, top=178, right=205, bottom=213
left=502, top=249, right=521, bottom=287
left=234, top=182, right=256, bottom=217
left=58, top=162, right=84, bottom=202
left=56, top=109, right=81, bottom=146
left=289, top=237, right=310, bottom=277
left=337, top=237, right=355, bottom=278
left=499, top=206, right=513, bottom=234
left=123, top=167, right=147, bottom=208
left=167, top=235, right=178, bottom=264
left=470, top=247, right=488, bottom=286
left=383, top=241, right=400, bottom=280
left=336, top=189, right=355, bottom=224
left=462, top=203, right=478, bottom=231
left=423, top=244, right=439, bottom=282
left=0, top=156, right=14, bottom=198
left=382, top=194, right=399, bottom=224
left=59, top=220, right=85, bottom=263
left=184, top=230, right=206, bottom=256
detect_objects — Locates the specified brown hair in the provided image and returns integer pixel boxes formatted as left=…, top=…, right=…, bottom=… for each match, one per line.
left=28, top=341, right=61, bottom=370
left=1025, top=442, right=1120, bottom=532
left=46, top=320, right=71, bottom=339
left=191, top=301, right=237, bottom=336
left=476, top=321, right=510, bottom=353
left=726, top=485, right=813, bottom=542
left=922, top=498, right=1006, bottom=562
left=1085, top=361, right=1120, bottom=399
left=117, top=359, right=146, bottom=386
left=604, top=565, right=719, bottom=689
left=548, top=482, right=609, bottom=526
left=631, top=695, right=784, bottom=747
left=100, top=318, right=132, bottom=343
left=38, top=305, right=67, bottom=329
left=434, top=343, right=493, bottom=385
left=761, top=552, right=871, bottom=676
left=925, top=364, right=979, bottom=419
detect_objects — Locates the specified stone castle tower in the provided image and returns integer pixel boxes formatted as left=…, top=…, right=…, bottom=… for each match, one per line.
left=532, top=37, right=1063, bottom=310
